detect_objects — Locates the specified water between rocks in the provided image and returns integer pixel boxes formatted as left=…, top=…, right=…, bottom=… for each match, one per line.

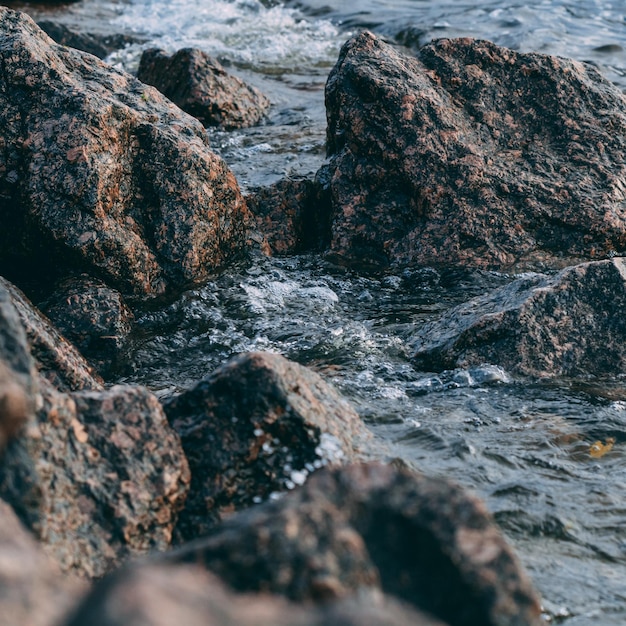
left=11, top=0, right=626, bottom=623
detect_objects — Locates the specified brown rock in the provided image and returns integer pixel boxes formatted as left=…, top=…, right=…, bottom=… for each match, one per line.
left=168, top=462, right=541, bottom=626
left=0, top=9, right=250, bottom=298
left=137, top=47, right=270, bottom=130
left=163, top=351, right=373, bottom=540
left=411, top=257, right=626, bottom=378
left=0, top=381, right=190, bottom=578
left=0, top=499, right=85, bottom=626
left=322, top=32, right=626, bottom=271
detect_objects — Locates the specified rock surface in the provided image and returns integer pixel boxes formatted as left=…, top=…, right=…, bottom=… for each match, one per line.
left=63, top=562, right=446, bottom=626
left=168, top=462, right=541, bottom=626
left=411, top=258, right=626, bottom=378
left=321, top=32, right=626, bottom=271
left=0, top=381, right=190, bottom=578
left=0, top=9, right=250, bottom=298
left=0, top=499, right=85, bottom=626
left=163, top=351, right=373, bottom=540
left=41, top=275, right=134, bottom=378
left=137, top=47, right=270, bottom=130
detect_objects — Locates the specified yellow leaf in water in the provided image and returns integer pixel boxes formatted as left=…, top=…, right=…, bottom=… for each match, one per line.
left=589, top=437, right=615, bottom=459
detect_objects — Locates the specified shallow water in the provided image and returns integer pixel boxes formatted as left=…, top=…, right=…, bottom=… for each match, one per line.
left=10, top=0, right=626, bottom=622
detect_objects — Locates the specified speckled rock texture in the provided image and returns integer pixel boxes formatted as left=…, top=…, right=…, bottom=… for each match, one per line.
left=0, top=9, right=250, bottom=298
left=62, top=562, right=446, bottom=626
left=0, top=277, right=102, bottom=392
left=168, top=462, right=541, bottom=626
left=411, top=258, right=626, bottom=378
left=41, top=275, right=134, bottom=379
left=0, top=499, right=85, bottom=626
left=137, top=47, right=270, bottom=130
left=321, top=32, right=626, bottom=271
left=0, top=381, right=190, bottom=578
left=163, top=351, right=373, bottom=541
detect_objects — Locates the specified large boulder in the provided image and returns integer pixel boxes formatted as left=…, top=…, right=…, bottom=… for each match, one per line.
left=321, top=32, right=626, bottom=271
left=163, top=351, right=373, bottom=540
left=0, top=381, right=190, bottom=578
left=411, top=258, right=626, bottom=378
left=167, top=463, right=541, bottom=626
left=137, top=47, right=270, bottom=130
left=0, top=9, right=250, bottom=298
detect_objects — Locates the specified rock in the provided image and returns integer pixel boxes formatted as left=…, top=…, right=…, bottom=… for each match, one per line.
left=167, top=463, right=541, bottom=626
left=41, top=275, right=134, bottom=379
left=411, top=258, right=626, bottom=378
left=321, top=32, right=626, bottom=271
left=0, top=9, right=250, bottom=298
left=247, top=176, right=331, bottom=255
left=0, top=499, right=85, bottom=626
left=137, top=47, right=270, bottom=130
left=0, top=380, right=190, bottom=578
left=0, top=276, right=102, bottom=392
left=62, top=562, right=446, bottom=626
left=163, top=351, right=373, bottom=541
left=37, top=21, right=141, bottom=59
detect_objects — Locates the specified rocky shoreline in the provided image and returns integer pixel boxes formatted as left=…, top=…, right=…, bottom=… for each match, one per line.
left=2, top=7, right=626, bottom=625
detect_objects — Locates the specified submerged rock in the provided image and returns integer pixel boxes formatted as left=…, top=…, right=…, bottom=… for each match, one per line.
left=167, top=462, right=541, bottom=626
left=322, top=32, right=626, bottom=271
left=0, top=9, right=250, bottom=298
left=163, top=351, right=373, bottom=540
left=137, top=47, right=270, bottom=130
left=411, top=258, right=626, bottom=377
left=0, top=381, right=190, bottom=578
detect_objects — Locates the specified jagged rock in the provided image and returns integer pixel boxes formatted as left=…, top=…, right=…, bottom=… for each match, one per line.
left=321, top=32, right=626, bottom=271
left=0, top=9, right=250, bottom=298
left=411, top=258, right=626, bottom=378
left=0, top=277, right=102, bottom=392
left=41, top=275, right=134, bottom=378
left=163, top=351, right=373, bottom=540
left=137, top=47, right=270, bottom=130
left=167, top=463, right=541, bottom=626
left=0, top=380, right=190, bottom=578
left=62, top=562, right=446, bottom=626
left=37, top=21, right=141, bottom=59
left=0, top=499, right=85, bottom=626
left=247, top=176, right=330, bottom=255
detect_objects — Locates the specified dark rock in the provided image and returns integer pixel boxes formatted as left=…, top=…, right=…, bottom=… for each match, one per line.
left=247, top=176, right=331, bottom=255
left=0, top=9, right=250, bottom=298
left=63, top=562, right=446, bottom=626
left=41, top=275, right=134, bottom=378
left=0, top=276, right=102, bottom=392
left=37, top=21, right=141, bottom=59
left=411, top=257, right=626, bottom=378
left=0, top=499, right=85, bottom=626
left=0, top=380, right=190, bottom=578
left=168, top=463, right=541, bottom=626
left=163, top=351, right=373, bottom=540
left=137, top=47, right=270, bottom=130
left=322, top=32, right=626, bottom=271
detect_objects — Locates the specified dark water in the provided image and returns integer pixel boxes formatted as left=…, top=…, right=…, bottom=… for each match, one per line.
left=12, top=1, right=626, bottom=622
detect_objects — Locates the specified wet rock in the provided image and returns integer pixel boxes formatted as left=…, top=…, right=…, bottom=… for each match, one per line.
left=0, top=276, right=102, bottom=392
left=411, top=258, right=626, bottom=378
left=168, top=462, right=541, bottom=626
left=163, top=351, right=373, bottom=540
left=41, top=275, right=134, bottom=378
left=0, top=499, right=85, bottom=626
left=0, top=9, right=250, bottom=298
left=247, top=176, right=331, bottom=255
left=137, top=47, right=270, bottom=130
left=322, top=32, right=626, bottom=271
left=63, top=562, right=445, bottom=626
left=37, top=21, right=141, bottom=59
left=0, top=380, right=190, bottom=578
